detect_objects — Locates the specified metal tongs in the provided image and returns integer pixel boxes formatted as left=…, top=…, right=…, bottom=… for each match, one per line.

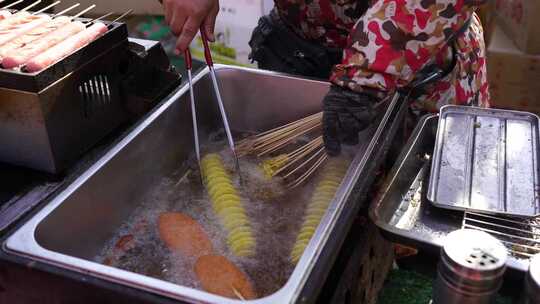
left=183, top=48, right=202, bottom=174
left=184, top=28, right=243, bottom=183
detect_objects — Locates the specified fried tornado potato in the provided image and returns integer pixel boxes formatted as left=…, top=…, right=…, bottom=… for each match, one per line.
left=290, top=158, right=348, bottom=264
left=201, top=154, right=255, bottom=257
left=194, top=255, right=256, bottom=300
left=158, top=212, right=213, bottom=258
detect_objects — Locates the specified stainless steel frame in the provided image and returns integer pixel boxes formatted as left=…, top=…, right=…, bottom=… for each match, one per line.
left=4, top=65, right=402, bottom=303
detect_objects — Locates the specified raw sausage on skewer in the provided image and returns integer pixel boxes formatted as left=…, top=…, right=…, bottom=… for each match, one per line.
left=0, top=12, right=34, bottom=31
left=0, top=11, right=12, bottom=20
left=0, top=0, right=49, bottom=27
left=0, top=4, right=94, bottom=61
left=25, top=22, right=108, bottom=72
left=0, top=14, right=50, bottom=46
left=2, top=21, right=86, bottom=69
left=0, top=16, right=71, bottom=58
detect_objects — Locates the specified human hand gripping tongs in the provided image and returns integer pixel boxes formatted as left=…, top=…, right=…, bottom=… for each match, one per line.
left=184, top=28, right=243, bottom=184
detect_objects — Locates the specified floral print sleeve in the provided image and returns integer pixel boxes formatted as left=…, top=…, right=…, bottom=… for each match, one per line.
left=330, top=0, right=490, bottom=111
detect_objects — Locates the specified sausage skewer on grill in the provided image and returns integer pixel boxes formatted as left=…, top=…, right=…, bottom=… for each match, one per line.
left=0, top=3, right=80, bottom=59
left=0, top=0, right=29, bottom=24
left=0, top=0, right=54, bottom=28
left=0, top=1, right=64, bottom=46
left=2, top=4, right=97, bottom=69
left=24, top=10, right=133, bottom=72
left=0, top=10, right=11, bottom=20
left=0, top=0, right=25, bottom=21
left=0, top=0, right=44, bottom=30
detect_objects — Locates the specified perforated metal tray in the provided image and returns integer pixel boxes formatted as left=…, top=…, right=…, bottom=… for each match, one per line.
left=427, top=105, right=540, bottom=217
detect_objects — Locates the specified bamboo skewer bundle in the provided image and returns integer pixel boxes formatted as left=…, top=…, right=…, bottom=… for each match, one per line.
left=236, top=112, right=322, bottom=157
left=236, top=112, right=327, bottom=188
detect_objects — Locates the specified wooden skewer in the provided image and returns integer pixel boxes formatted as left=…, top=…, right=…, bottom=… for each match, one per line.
left=253, top=112, right=322, bottom=139
left=51, top=3, right=80, bottom=17
left=257, top=126, right=319, bottom=157
left=236, top=110, right=328, bottom=187
left=20, top=0, right=42, bottom=12
left=279, top=138, right=323, bottom=173
left=33, top=0, right=61, bottom=14
left=276, top=139, right=323, bottom=178
left=256, top=122, right=321, bottom=156
left=231, top=285, right=246, bottom=301
left=1, top=0, right=24, bottom=9
left=70, top=4, right=95, bottom=19
left=235, top=112, right=322, bottom=154
left=283, top=147, right=325, bottom=179
left=86, top=11, right=114, bottom=25
left=287, top=153, right=327, bottom=189
left=260, top=135, right=324, bottom=182
left=109, top=9, right=132, bottom=24
left=251, top=115, right=321, bottom=147
left=249, top=118, right=320, bottom=152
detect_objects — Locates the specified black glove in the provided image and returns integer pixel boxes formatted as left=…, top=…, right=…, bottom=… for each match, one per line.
left=322, top=85, right=379, bottom=156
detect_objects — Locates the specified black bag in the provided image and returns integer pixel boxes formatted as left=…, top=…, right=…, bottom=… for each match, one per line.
left=248, top=13, right=342, bottom=80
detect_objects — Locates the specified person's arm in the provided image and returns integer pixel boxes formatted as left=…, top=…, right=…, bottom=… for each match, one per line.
left=158, top=0, right=219, bottom=54
left=331, top=0, right=486, bottom=93
left=323, top=0, right=487, bottom=156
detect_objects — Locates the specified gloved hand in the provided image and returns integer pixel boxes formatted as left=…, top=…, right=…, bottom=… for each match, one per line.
left=160, top=0, right=219, bottom=53
left=322, top=85, right=379, bottom=156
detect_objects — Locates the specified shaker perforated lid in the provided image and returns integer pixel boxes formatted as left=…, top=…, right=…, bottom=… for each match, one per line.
left=435, top=229, right=508, bottom=303
left=443, top=229, right=507, bottom=272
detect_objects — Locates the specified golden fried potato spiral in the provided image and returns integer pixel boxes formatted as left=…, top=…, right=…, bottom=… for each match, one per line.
left=291, top=159, right=348, bottom=264
left=201, top=154, right=255, bottom=257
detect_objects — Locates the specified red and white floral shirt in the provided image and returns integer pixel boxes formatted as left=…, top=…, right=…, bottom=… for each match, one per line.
left=274, top=0, right=490, bottom=111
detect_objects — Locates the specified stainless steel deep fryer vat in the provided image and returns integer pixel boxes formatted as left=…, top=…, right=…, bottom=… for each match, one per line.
left=4, top=65, right=406, bottom=303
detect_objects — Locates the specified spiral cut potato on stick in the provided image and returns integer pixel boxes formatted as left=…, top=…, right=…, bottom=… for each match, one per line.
left=291, top=159, right=349, bottom=264
left=201, top=154, right=255, bottom=257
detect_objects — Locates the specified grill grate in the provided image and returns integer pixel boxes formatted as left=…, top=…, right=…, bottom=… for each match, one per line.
left=462, top=211, right=540, bottom=258
left=78, top=74, right=112, bottom=118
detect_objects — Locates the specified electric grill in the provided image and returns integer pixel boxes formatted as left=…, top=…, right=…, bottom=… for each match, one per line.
left=0, top=10, right=181, bottom=173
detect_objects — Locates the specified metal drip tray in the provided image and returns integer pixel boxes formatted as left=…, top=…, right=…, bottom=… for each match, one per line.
left=428, top=106, right=540, bottom=217
left=370, top=114, right=534, bottom=273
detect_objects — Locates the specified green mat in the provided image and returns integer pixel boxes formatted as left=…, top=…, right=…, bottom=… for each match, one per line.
left=378, top=270, right=514, bottom=304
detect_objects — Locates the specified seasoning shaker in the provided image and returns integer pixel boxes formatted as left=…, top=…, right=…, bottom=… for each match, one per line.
left=432, top=229, right=507, bottom=304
